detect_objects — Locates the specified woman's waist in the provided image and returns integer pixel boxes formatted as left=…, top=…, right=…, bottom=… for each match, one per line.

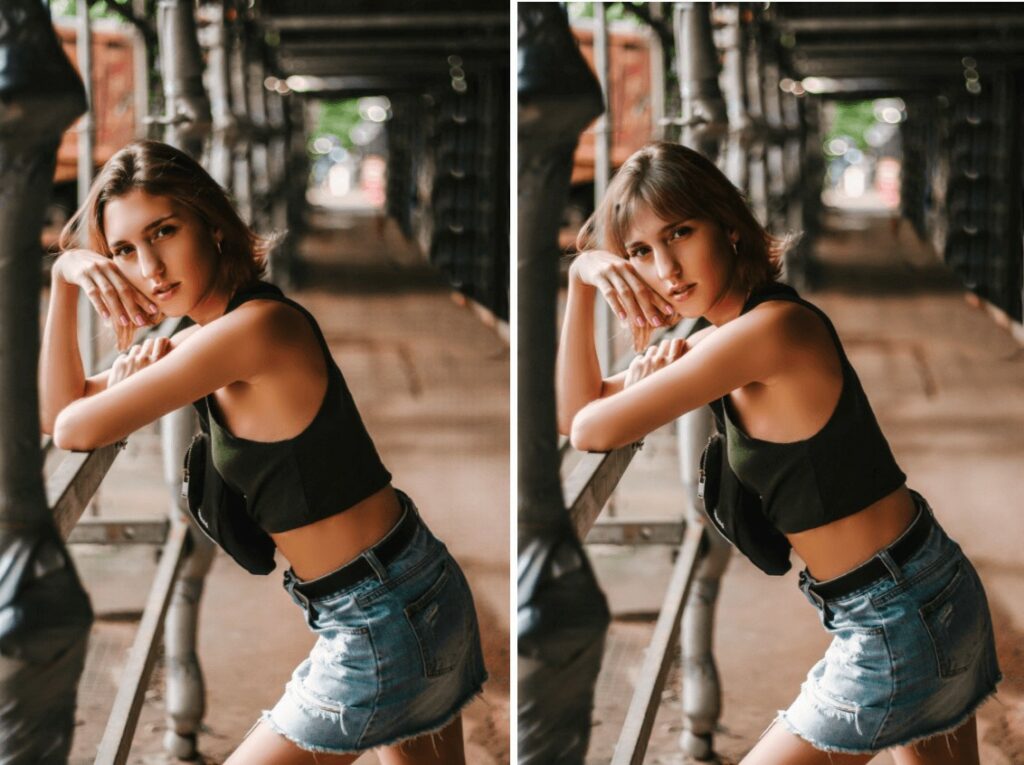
left=270, top=484, right=404, bottom=580
left=786, top=484, right=918, bottom=580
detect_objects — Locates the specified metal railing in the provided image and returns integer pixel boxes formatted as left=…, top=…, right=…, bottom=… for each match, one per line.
left=41, top=319, right=197, bottom=763
left=560, top=318, right=726, bottom=764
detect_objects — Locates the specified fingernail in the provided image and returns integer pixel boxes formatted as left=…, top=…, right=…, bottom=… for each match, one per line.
left=635, top=316, right=644, bottom=327
left=134, top=315, right=145, bottom=326
left=663, top=305, right=674, bottom=315
left=119, top=316, right=129, bottom=326
left=618, top=311, right=627, bottom=321
left=148, top=304, right=158, bottom=313
left=651, top=316, right=663, bottom=327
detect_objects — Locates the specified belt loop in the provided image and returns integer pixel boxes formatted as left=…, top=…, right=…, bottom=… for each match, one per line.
left=878, top=549, right=903, bottom=582
left=363, top=550, right=388, bottom=582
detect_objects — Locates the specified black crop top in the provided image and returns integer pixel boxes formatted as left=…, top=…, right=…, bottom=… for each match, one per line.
left=712, top=283, right=906, bottom=534
left=192, top=281, right=392, bottom=533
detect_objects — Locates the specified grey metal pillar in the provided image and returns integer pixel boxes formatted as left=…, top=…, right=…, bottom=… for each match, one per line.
left=743, top=16, right=769, bottom=225
left=717, top=4, right=750, bottom=190
left=0, top=4, right=92, bottom=762
left=517, top=6, right=607, bottom=763
left=229, top=24, right=253, bottom=224
left=674, top=3, right=728, bottom=161
left=155, top=2, right=215, bottom=758
left=593, top=4, right=613, bottom=375
left=76, top=1, right=98, bottom=377
left=198, top=2, right=233, bottom=188
left=673, top=5, right=731, bottom=760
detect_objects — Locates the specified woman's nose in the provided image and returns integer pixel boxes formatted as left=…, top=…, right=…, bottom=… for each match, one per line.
left=654, top=248, right=680, bottom=280
left=138, top=247, right=165, bottom=278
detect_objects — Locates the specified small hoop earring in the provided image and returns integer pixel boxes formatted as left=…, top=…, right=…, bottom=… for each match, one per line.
left=731, top=240, right=739, bottom=255
left=216, top=239, right=223, bottom=255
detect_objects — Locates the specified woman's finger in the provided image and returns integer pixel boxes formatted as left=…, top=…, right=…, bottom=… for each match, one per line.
left=606, top=272, right=645, bottom=328
left=618, top=269, right=669, bottom=326
left=105, top=270, right=153, bottom=327
left=669, top=337, right=686, bottom=361
left=595, top=277, right=629, bottom=322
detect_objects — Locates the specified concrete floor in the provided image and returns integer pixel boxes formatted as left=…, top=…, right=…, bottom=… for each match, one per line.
left=586, top=209, right=1024, bottom=764
left=64, top=210, right=509, bottom=764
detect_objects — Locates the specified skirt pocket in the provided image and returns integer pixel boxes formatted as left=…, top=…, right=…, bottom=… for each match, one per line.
left=919, top=561, right=985, bottom=679
left=403, top=559, right=473, bottom=678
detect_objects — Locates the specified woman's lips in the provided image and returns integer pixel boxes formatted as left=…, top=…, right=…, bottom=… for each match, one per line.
left=668, top=283, right=696, bottom=302
left=153, top=282, right=180, bottom=300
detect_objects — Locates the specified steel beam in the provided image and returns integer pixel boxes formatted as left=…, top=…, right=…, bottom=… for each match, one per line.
left=264, top=13, right=508, bottom=32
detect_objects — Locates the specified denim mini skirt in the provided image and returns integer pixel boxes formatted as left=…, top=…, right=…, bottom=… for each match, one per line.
left=259, top=492, right=488, bottom=754
left=779, top=491, right=1002, bottom=754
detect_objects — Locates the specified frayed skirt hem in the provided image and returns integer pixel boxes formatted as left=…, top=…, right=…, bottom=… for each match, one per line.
left=775, top=676, right=1002, bottom=755
left=257, top=679, right=488, bottom=756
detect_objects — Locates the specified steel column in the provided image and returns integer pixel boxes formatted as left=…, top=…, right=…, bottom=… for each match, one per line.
left=155, top=2, right=215, bottom=758
left=672, top=6, right=730, bottom=760
left=0, top=4, right=92, bottom=762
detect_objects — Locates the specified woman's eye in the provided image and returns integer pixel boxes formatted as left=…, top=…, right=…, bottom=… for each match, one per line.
left=628, top=247, right=651, bottom=259
left=113, top=246, right=135, bottom=259
left=670, top=226, right=693, bottom=240
left=153, top=225, right=176, bottom=240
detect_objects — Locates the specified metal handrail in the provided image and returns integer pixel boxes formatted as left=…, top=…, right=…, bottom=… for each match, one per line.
left=560, top=317, right=709, bottom=764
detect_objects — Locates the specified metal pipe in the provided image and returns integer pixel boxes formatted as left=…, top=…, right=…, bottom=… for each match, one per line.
left=0, top=3, right=92, bottom=761
left=264, top=13, right=509, bottom=31
left=674, top=3, right=728, bottom=158
left=154, top=3, right=215, bottom=758
left=76, top=0, right=97, bottom=376
left=648, top=3, right=666, bottom=141
left=593, top=4, right=613, bottom=376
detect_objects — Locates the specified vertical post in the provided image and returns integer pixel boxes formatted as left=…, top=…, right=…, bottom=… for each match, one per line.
left=154, top=2, right=215, bottom=759
left=593, top=3, right=613, bottom=374
left=0, top=4, right=93, bottom=762
left=229, top=24, right=253, bottom=224
left=674, top=3, right=727, bottom=160
left=133, top=0, right=150, bottom=137
left=76, top=1, right=97, bottom=376
left=518, top=6, right=608, bottom=764
left=198, top=2, right=233, bottom=188
left=648, top=4, right=666, bottom=142
left=672, top=4, right=731, bottom=761
left=718, top=4, right=750, bottom=189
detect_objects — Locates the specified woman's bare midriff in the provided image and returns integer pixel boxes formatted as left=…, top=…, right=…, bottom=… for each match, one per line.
left=786, top=484, right=918, bottom=581
left=270, top=485, right=404, bottom=580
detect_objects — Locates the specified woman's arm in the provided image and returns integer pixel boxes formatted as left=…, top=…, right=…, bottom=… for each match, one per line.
left=51, top=305, right=280, bottom=451
left=555, top=252, right=675, bottom=435
left=40, top=250, right=161, bottom=433
left=569, top=307, right=793, bottom=452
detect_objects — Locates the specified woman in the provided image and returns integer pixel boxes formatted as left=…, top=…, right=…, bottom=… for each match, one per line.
left=41, top=140, right=486, bottom=764
left=557, top=142, right=1001, bottom=764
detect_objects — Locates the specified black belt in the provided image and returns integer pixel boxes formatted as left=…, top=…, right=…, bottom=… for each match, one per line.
left=292, top=506, right=420, bottom=599
left=808, top=506, right=934, bottom=601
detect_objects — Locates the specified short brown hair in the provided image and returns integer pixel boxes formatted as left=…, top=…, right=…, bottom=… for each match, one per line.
left=577, top=142, right=782, bottom=292
left=59, top=140, right=267, bottom=295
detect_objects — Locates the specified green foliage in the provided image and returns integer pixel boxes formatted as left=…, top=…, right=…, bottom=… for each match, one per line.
left=568, top=2, right=639, bottom=24
left=49, top=0, right=128, bottom=22
left=309, top=100, right=362, bottom=153
left=824, top=101, right=877, bottom=153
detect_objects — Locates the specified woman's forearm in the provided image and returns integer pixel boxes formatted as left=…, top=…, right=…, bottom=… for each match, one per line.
left=39, top=271, right=86, bottom=434
left=555, top=273, right=605, bottom=435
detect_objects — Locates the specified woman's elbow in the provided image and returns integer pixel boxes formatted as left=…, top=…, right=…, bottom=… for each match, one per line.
left=52, top=411, right=97, bottom=452
left=569, top=413, right=614, bottom=453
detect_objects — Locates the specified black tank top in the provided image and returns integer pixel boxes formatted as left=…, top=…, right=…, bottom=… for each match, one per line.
left=712, top=283, right=906, bottom=534
left=192, top=281, right=392, bottom=533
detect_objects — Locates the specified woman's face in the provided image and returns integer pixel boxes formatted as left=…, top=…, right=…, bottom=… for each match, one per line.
left=621, top=204, right=741, bottom=323
left=102, top=189, right=221, bottom=318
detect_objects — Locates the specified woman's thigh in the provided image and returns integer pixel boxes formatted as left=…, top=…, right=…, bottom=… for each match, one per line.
left=740, top=718, right=874, bottom=765
left=223, top=721, right=361, bottom=765
left=890, top=717, right=979, bottom=765
left=377, top=716, right=465, bottom=765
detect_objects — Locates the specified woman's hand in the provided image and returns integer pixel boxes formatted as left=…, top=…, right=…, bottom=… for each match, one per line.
left=570, top=250, right=675, bottom=331
left=54, top=249, right=159, bottom=330
left=108, top=336, right=173, bottom=387
left=624, top=337, right=687, bottom=388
